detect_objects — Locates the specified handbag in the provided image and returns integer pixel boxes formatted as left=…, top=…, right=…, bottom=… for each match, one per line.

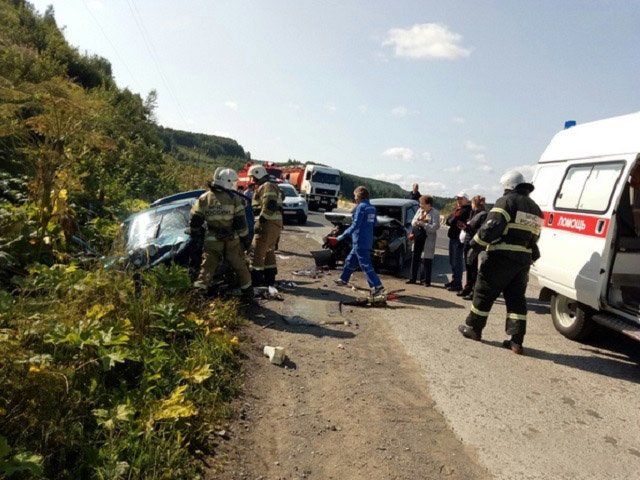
left=412, top=225, right=427, bottom=243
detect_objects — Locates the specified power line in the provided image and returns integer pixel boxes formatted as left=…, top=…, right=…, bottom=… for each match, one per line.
left=82, top=0, right=141, bottom=92
left=125, top=0, right=190, bottom=128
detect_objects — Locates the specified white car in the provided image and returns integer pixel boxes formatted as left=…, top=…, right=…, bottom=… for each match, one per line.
left=279, top=183, right=309, bottom=224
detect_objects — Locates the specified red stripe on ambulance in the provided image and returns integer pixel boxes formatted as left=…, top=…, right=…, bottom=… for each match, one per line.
left=543, top=211, right=609, bottom=238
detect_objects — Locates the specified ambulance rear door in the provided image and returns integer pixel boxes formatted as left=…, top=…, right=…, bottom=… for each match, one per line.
left=534, top=158, right=627, bottom=309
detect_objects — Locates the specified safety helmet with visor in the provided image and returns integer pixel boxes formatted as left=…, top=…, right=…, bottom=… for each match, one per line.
left=248, top=164, right=268, bottom=181
left=213, top=167, right=238, bottom=190
left=500, top=170, right=534, bottom=193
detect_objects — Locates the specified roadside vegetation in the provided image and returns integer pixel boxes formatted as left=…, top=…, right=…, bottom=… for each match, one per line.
left=0, top=1, right=246, bottom=478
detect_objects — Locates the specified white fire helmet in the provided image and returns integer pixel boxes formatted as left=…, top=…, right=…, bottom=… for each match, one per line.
left=500, top=170, right=526, bottom=190
left=248, top=164, right=268, bottom=181
left=213, top=167, right=238, bottom=189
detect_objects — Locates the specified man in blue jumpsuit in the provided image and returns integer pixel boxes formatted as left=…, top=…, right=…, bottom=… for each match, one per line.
left=334, top=186, right=385, bottom=295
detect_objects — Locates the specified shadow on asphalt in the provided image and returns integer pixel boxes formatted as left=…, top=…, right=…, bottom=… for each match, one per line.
left=283, top=218, right=325, bottom=228
left=393, top=293, right=464, bottom=309
left=276, top=249, right=315, bottom=260
left=482, top=338, right=640, bottom=384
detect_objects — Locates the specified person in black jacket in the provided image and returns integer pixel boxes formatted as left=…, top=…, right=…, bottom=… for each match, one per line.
left=457, top=195, right=487, bottom=299
left=409, top=183, right=421, bottom=201
left=458, top=171, right=543, bottom=355
left=444, top=192, right=472, bottom=291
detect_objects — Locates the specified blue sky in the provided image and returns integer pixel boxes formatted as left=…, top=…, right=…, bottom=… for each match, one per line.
left=31, top=0, right=640, bottom=200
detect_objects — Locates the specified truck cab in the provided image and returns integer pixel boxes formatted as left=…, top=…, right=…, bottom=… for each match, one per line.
left=530, top=112, right=640, bottom=342
left=298, top=164, right=341, bottom=211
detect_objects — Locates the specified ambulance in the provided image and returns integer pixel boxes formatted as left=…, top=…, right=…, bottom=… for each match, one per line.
left=530, top=112, right=640, bottom=341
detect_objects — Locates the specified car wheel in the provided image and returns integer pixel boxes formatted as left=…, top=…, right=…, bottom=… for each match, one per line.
left=309, top=203, right=318, bottom=212
left=325, top=206, right=333, bottom=212
left=550, top=293, right=595, bottom=341
left=298, top=214, right=307, bottom=225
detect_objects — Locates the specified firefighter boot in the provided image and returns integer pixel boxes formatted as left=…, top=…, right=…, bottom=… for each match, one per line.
left=502, top=339, right=524, bottom=355
left=458, top=324, right=482, bottom=341
left=251, top=269, right=265, bottom=287
left=264, top=267, right=277, bottom=287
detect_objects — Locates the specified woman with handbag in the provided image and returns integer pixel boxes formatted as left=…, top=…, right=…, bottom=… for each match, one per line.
left=406, top=195, right=440, bottom=286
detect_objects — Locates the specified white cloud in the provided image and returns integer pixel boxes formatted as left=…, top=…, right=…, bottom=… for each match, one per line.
left=382, top=147, right=414, bottom=161
left=465, top=140, right=485, bottom=152
left=478, top=164, right=494, bottom=173
left=422, top=152, right=434, bottom=162
left=374, top=173, right=447, bottom=193
left=473, top=153, right=489, bottom=164
left=374, top=173, right=404, bottom=182
left=358, top=105, right=368, bottom=114
left=391, top=106, right=408, bottom=117
left=224, top=101, right=238, bottom=110
left=288, top=102, right=301, bottom=111
left=383, top=23, right=471, bottom=60
left=443, top=165, right=463, bottom=173
left=324, top=102, right=337, bottom=113
left=452, top=117, right=465, bottom=124
left=420, top=181, right=447, bottom=193
left=212, top=130, right=232, bottom=138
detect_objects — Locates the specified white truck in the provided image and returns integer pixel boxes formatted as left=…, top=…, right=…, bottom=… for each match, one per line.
left=530, top=112, right=640, bottom=341
left=282, top=164, right=342, bottom=212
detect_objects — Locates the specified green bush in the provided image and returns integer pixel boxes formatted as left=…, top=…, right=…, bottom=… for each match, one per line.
left=0, top=264, right=244, bottom=479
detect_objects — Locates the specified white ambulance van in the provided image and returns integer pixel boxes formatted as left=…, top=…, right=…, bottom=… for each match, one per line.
left=530, top=112, right=640, bottom=341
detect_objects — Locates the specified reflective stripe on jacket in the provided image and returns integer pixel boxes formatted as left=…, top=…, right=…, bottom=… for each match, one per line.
left=252, top=181, right=283, bottom=222
left=471, top=188, right=543, bottom=264
left=191, top=188, right=248, bottom=239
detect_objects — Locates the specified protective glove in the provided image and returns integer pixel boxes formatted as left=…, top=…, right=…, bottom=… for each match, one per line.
left=326, top=236, right=339, bottom=247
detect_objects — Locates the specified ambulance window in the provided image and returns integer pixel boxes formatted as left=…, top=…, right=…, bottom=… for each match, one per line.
left=579, top=163, right=624, bottom=211
left=555, top=166, right=591, bottom=210
left=555, top=162, right=625, bottom=213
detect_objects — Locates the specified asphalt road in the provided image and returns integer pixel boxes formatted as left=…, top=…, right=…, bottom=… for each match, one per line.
left=288, top=210, right=640, bottom=480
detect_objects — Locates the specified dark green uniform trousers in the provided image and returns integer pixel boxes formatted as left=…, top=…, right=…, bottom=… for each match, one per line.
left=464, top=253, right=530, bottom=345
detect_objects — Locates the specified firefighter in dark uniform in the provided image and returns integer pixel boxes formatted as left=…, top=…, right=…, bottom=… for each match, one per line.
left=248, top=164, right=283, bottom=287
left=458, top=170, right=543, bottom=355
left=189, top=167, right=253, bottom=302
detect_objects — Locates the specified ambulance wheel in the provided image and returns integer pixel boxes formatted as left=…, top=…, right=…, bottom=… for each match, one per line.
left=550, top=294, right=595, bottom=341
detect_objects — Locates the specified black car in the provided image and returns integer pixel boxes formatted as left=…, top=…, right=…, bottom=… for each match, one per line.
left=320, top=198, right=418, bottom=274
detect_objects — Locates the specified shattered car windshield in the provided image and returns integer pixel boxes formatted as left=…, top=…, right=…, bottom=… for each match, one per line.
left=126, top=204, right=191, bottom=249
